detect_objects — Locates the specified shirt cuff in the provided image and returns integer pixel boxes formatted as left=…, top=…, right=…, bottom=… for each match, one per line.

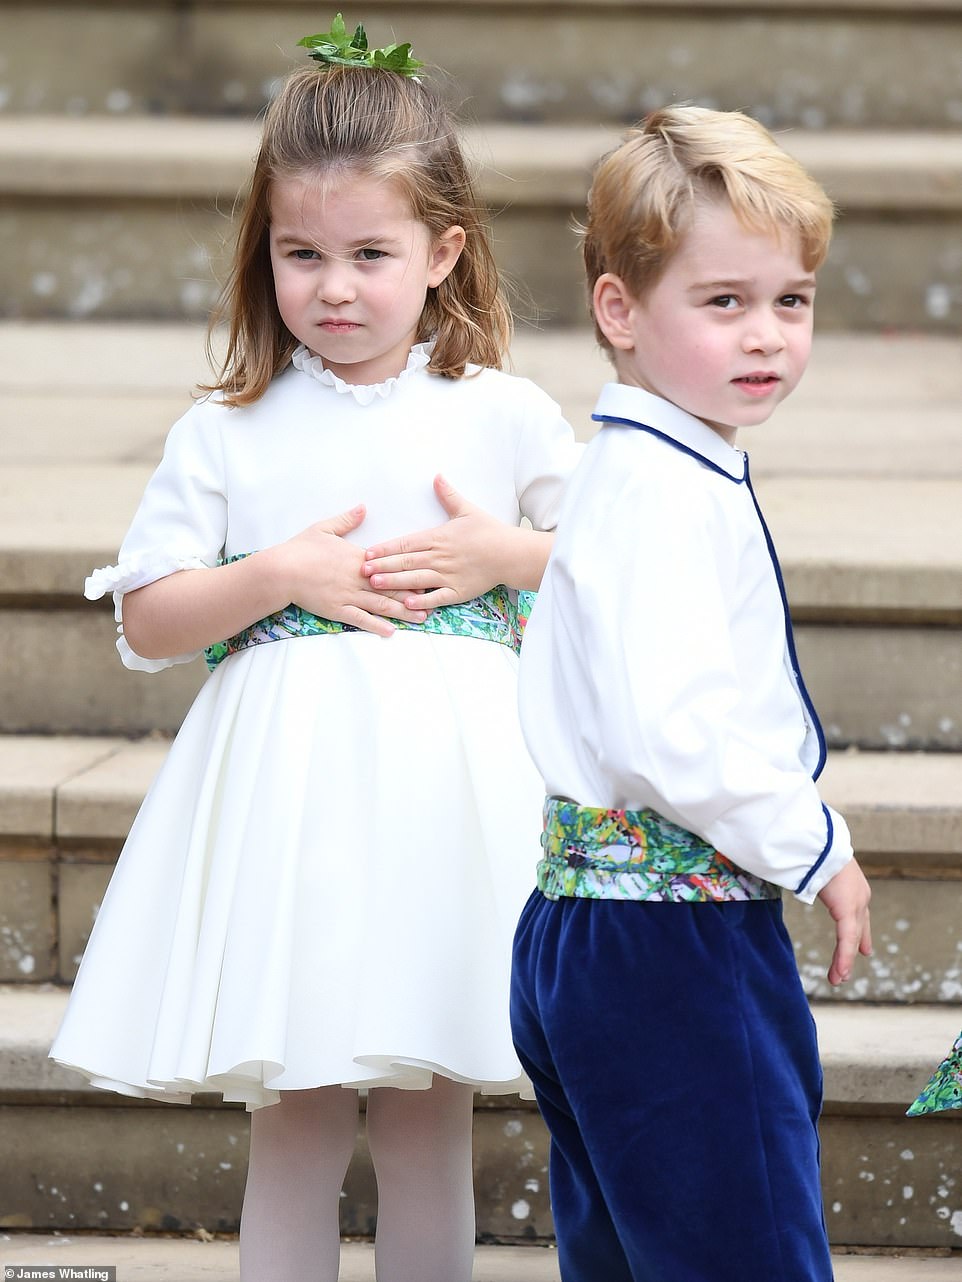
left=793, top=804, right=854, bottom=904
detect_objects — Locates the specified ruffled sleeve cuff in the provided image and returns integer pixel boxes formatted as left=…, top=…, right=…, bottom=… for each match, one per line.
left=85, top=552, right=210, bottom=672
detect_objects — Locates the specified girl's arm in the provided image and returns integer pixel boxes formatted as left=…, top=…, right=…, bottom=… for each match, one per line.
left=121, top=505, right=429, bottom=660
left=362, top=474, right=553, bottom=608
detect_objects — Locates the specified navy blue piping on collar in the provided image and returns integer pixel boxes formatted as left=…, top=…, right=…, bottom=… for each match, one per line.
left=595, top=414, right=833, bottom=894
left=591, top=414, right=748, bottom=483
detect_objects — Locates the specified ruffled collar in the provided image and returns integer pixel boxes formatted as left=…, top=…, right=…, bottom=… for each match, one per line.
left=291, top=341, right=433, bottom=406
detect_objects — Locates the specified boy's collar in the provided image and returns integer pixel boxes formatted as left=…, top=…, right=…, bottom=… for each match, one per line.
left=592, top=383, right=748, bottom=482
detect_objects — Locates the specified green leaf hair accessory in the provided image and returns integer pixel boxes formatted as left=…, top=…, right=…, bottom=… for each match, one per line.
left=297, top=14, right=424, bottom=78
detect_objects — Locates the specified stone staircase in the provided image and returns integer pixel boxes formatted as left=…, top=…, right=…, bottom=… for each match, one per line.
left=1, top=0, right=961, bottom=1274
left=1, top=2, right=962, bottom=330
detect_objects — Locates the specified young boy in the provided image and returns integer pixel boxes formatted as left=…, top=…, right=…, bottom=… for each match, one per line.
left=511, top=107, right=873, bottom=1282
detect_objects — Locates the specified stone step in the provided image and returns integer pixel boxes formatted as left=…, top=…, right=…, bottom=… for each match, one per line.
left=1, top=324, right=960, bottom=743
left=2, top=118, right=961, bottom=328
left=1, top=986, right=959, bottom=1248
left=1, top=734, right=960, bottom=1007
left=0, top=1237, right=563, bottom=1282
left=3, top=0, right=961, bottom=131
left=0, top=1238, right=958, bottom=1282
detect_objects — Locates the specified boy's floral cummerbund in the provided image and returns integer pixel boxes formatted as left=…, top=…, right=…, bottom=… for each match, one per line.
left=538, top=798, right=780, bottom=903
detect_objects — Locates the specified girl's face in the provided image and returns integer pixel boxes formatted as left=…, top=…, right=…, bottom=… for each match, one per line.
left=269, top=171, right=464, bottom=386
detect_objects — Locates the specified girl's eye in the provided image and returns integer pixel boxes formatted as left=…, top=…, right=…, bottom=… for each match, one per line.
left=292, top=249, right=319, bottom=261
left=358, top=247, right=386, bottom=262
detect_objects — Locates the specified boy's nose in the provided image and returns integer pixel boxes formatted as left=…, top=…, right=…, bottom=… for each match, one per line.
left=743, top=310, right=785, bottom=353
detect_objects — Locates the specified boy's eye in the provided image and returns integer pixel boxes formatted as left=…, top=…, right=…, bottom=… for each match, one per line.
left=710, top=295, right=739, bottom=310
left=779, top=293, right=810, bottom=309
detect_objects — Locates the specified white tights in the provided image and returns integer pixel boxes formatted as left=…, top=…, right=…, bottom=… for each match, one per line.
left=239, top=1076, right=476, bottom=1282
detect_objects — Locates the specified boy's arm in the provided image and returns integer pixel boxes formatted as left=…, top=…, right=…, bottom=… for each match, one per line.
left=541, top=453, right=852, bottom=904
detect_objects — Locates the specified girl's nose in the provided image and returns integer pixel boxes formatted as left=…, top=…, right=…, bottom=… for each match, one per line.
left=317, top=262, right=355, bottom=305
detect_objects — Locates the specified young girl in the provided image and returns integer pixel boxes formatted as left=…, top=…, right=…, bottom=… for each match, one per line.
left=51, top=25, right=578, bottom=1282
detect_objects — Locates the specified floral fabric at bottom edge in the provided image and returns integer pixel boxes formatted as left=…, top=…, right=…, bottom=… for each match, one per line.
left=907, top=1032, right=962, bottom=1116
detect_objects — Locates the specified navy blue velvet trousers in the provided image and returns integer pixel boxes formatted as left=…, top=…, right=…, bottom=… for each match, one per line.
left=510, top=893, right=834, bottom=1282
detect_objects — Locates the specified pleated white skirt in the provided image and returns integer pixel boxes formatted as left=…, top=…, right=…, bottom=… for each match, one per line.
left=51, top=631, right=542, bottom=1108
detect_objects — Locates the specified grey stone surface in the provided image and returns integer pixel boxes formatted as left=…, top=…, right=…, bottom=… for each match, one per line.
left=821, top=1115, right=962, bottom=1249
left=4, top=323, right=961, bottom=737
left=819, top=751, right=962, bottom=859
left=4, top=322, right=960, bottom=468
left=0, top=1102, right=249, bottom=1233
left=7, top=738, right=962, bottom=993
left=57, top=739, right=168, bottom=841
left=6, top=985, right=958, bottom=1110
left=1, top=988, right=960, bottom=1245
left=6, top=120, right=962, bottom=211
left=0, top=1236, right=959, bottom=1282
left=57, top=863, right=113, bottom=982
left=762, top=477, right=962, bottom=619
left=796, top=625, right=962, bottom=750
left=9, top=607, right=962, bottom=742
left=0, top=609, right=202, bottom=735
left=816, top=1004, right=962, bottom=1108
left=0, top=861, right=53, bottom=982
left=2, top=119, right=962, bottom=327
left=6, top=734, right=962, bottom=857
left=2, top=0, right=962, bottom=128
left=787, top=881, right=962, bottom=1004
left=0, top=737, right=118, bottom=838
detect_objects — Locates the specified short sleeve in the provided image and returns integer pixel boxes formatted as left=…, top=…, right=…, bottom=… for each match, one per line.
left=84, top=401, right=228, bottom=672
left=512, top=381, right=582, bottom=531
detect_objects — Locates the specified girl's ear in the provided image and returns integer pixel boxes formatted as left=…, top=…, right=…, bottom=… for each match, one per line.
left=428, top=225, right=467, bottom=287
left=592, top=273, right=638, bottom=351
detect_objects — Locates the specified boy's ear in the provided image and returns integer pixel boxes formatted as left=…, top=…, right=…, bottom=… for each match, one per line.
left=428, top=225, right=467, bottom=287
left=592, top=273, right=638, bottom=351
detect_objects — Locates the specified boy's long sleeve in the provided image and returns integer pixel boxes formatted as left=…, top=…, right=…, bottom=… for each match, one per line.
left=518, top=385, right=853, bottom=904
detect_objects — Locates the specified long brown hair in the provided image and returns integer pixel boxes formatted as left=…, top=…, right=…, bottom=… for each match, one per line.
left=203, top=65, right=512, bottom=405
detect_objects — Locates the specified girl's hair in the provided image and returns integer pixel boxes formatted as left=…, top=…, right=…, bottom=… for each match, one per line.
left=582, top=105, right=836, bottom=351
left=204, top=64, right=512, bottom=405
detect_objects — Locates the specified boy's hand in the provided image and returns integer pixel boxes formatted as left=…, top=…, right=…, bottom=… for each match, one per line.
left=362, top=475, right=516, bottom=607
left=816, top=859, right=872, bottom=987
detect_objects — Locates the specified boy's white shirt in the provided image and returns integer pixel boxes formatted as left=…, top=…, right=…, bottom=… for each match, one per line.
left=518, top=381, right=853, bottom=904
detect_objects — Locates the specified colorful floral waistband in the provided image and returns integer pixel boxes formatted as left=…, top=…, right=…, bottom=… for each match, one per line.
left=537, top=798, right=780, bottom=903
left=204, top=555, right=534, bottom=671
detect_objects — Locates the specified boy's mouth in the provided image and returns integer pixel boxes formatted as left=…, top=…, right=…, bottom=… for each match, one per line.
left=732, top=373, right=780, bottom=395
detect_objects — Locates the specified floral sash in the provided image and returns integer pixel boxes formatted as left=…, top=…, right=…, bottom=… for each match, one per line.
left=538, top=798, right=780, bottom=903
left=204, top=555, right=533, bottom=670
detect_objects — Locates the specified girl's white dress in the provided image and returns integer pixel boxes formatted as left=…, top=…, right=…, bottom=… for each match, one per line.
left=50, top=344, right=578, bottom=1109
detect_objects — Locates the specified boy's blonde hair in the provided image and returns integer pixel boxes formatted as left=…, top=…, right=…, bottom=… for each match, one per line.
left=582, top=106, right=835, bottom=351
left=204, top=65, right=512, bottom=406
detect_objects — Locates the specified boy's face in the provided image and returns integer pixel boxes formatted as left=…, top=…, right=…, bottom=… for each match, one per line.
left=596, top=200, right=816, bottom=443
